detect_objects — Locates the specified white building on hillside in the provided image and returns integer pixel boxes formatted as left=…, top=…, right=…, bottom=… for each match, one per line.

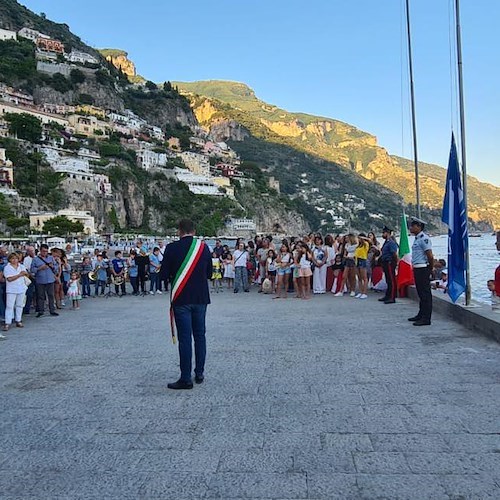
left=226, top=218, right=257, bottom=233
left=137, top=147, right=169, bottom=170
left=66, top=50, right=99, bottom=65
left=173, top=167, right=223, bottom=196
left=18, top=27, right=48, bottom=41
left=0, top=29, right=17, bottom=41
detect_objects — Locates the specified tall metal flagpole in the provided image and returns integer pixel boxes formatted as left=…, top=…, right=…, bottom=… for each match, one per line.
left=455, top=0, right=471, bottom=305
left=405, top=0, right=421, bottom=219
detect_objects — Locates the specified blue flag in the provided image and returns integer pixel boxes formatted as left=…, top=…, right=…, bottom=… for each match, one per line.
left=441, top=133, right=468, bottom=302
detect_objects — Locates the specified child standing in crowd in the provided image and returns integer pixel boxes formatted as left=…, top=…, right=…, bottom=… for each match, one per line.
left=487, top=280, right=500, bottom=312
left=211, top=251, right=223, bottom=293
left=80, top=256, right=92, bottom=298
left=127, top=250, right=139, bottom=295
left=67, top=272, right=82, bottom=310
left=149, top=247, right=162, bottom=295
left=223, top=250, right=234, bottom=289
left=94, top=254, right=107, bottom=296
left=266, top=249, right=277, bottom=294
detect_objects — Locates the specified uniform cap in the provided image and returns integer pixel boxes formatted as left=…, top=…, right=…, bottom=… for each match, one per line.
left=410, top=216, right=426, bottom=226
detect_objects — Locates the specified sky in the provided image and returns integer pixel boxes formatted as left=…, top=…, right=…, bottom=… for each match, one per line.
left=20, top=0, right=500, bottom=186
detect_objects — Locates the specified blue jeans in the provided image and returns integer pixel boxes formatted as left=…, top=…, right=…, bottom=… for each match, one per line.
left=149, top=272, right=159, bottom=292
left=234, top=266, right=248, bottom=292
left=173, top=303, right=208, bottom=382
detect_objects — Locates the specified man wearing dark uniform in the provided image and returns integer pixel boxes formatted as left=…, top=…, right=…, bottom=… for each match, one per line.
left=161, top=219, right=213, bottom=390
left=408, top=217, right=434, bottom=326
left=379, top=226, right=398, bottom=304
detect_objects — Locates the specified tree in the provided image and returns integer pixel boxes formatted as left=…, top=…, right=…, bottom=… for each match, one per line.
left=163, top=81, right=172, bottom=92
left=51, top=72, right=73, bottom=93
left=6, top=217, right=29, bottom=232
left=4, top=113, right=42, bottom=142
left=43, top=216, right=84, bottom=236
left=70, top=68, right=86, bottom=84
left=145, top=80, right=157, bottom=91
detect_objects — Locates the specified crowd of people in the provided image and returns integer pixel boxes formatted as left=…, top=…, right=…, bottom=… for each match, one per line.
left=2, top=224, right=499, bottom=339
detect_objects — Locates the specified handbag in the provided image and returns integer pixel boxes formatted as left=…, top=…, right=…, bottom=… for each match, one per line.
left=24, top=276, right=32, bottom=287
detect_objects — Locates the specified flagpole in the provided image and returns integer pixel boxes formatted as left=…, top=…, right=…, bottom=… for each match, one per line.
left=405, top=0, right=421, bottom=219
left=455, top=0, right=471, bottom=305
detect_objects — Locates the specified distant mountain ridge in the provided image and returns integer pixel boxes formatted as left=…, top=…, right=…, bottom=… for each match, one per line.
left=174, top=80, right=500, bottom=230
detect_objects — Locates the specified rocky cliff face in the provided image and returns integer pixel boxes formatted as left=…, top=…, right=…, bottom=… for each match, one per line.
left=99, top=49, right=136, bottom=77
left=33, top=81, right=125, bottom=112
left=208, top=119, right=250, bottom=142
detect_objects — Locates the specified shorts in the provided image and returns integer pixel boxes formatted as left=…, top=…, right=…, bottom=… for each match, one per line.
left=345, top=258, right=355, bottom=268
left=299, top=268, right=312, bottom=278
left=268, top=270, right=277, bottom=277
left=277, top=268, right=291, bottom=276
left=356, top=258, right=367, bottom=269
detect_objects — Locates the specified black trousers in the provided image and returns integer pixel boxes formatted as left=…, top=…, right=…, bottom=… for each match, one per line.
left=36, top=282, right=56, bottom=313
left=414, top=267, right=432, bottom=322
left=382, top=261, right=396, bottom=301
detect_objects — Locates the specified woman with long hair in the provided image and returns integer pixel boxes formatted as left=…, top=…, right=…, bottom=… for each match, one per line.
left=274, top=242, right=293, bottom=299
left=312, top=235, right=327, bottom=294
left=2, top=252, right=29, bottom=333
left=338, top=234, right=358, bottom=296
left=297, top=243, right=313, bottom=300
left=354, top=233, right=370, bottom=299
left=325, top=234, right=336, bottom=292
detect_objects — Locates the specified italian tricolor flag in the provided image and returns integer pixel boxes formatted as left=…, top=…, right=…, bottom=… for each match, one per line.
left=397, top=212, right=414, bottom=295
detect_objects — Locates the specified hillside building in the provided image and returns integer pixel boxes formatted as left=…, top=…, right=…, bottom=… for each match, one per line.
left=29, top=210, right=96, bottom=235
left=0, top=29, right=17, bottom=41
left=226, top=218, right=257, bottom=233
left=179, top=152, right=210, bottom=175
left=68, top=114, right=109, bottom=137
left=0, top=101, right=68, bottom=127
left=0, top=85, right=34, bottom=107
left=137, top=147, right=170, bottom=170
left=18, top=27, right=48, bottom=41
left=269, top=176, right=280, bottom=193
left=36, top=37, right=64, bottom=54
left=66, top=50, right=99, bottom=65
left=173, top=167, right=223, bottom=196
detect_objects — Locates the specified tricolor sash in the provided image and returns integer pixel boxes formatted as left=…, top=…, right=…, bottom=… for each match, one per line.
left=169, top=238, right=206, bottom=344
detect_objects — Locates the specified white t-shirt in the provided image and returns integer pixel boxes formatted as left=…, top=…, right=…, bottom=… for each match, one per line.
left=4, top=263, right=28, bottom=294
left=299, top=255, right=311, bottom=269
left=346, top=243, right=357, bottom=259
left=233, top=250, right=248, bottom=268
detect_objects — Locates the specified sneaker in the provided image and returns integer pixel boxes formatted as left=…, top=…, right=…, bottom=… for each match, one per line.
left=149, top=291, right=154, bottom=295
left=0, top=333, right=6, bottom=340
left=350, top=291, right=356, bottom=297
left=359, top=294, right=368, bottom=299
left=334, top=292, right=343, bottom=297
left=156, top=291, right=163, bottom=295
left=61, top=301, right=66, bottom=307
left=355, top=293, right=362, bottom=298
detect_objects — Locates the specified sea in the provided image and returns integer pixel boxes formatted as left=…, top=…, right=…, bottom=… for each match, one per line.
left=426, top=233, right=499, bottom=305
left=208, top=233, right=500, bottom=305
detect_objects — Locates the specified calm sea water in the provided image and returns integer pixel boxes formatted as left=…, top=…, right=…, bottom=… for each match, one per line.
left=426, top=233, right=499, bottom=304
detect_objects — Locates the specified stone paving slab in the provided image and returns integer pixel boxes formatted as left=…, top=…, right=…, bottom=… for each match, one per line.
left=1, top=289, right=500, bottom=498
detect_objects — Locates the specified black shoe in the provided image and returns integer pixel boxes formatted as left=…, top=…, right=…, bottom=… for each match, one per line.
left=36, top=312, right=44, bottom=318
left=378, top=297, right=388, bottom=302
left=50, top=312, right=59, bottom=316
left=408, top=316, right=421, bottom=322
left=244, top=289, right=250, bottom=293
left=195, top=376, right=204, bottom=384
left=413, top=320, right=431, bottom=326
left=167, top=380, right=193, bottom=390
left=234, top=290, right=238, bottom=293
left=384, top=299, right=396, bottom=304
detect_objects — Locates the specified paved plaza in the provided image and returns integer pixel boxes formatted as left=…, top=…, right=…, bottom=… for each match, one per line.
left=1, top=289, right=500, bottom=499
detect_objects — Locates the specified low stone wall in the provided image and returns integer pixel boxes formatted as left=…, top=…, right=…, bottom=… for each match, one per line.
left=407, top=286, right=500, bottom=343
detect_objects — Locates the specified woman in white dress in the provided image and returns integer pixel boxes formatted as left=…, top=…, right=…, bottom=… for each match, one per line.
left=312, top=235, right=327, bottom=294
left=3, top=252, right=29, bottom=332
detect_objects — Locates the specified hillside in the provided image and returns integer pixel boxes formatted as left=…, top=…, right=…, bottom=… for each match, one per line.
left=174, top=80, right=500, bottom=230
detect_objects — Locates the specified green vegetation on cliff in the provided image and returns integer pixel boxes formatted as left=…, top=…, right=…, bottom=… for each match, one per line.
left=175, top=80, right=500, bottom=230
